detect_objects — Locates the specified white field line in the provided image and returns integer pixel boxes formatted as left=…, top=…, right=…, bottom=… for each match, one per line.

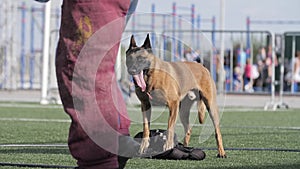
left=127, top=107, right=272, bottom=113
left=130, top=122, right=300, bottom=130
left=0, top=103, right=298, bottom=129
left=0, top=102, right=269, bottom=112
left=0, top=117, right=70, bottom=123
left=0, top=117, right=299, bottom=130
left=0, top=144, right=68, bottom=147
left=0, top=103, right=63, bottom=109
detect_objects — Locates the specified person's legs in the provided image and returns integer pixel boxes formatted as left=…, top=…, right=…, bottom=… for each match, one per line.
left=56, top=0, right=136, bottom=168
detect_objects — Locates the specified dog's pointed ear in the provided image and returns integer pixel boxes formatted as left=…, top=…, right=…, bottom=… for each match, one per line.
left=129, top=35, right=137, bottom=48
left=142, top=34, right=152, bottom=49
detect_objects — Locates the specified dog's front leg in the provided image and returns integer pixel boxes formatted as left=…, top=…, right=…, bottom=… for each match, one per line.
left=139, top=101, right=151, bottom=154
left=163, top=100, right=179, bottom=151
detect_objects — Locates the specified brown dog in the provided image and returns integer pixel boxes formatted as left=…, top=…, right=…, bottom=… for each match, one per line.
left=126, top=34, right=226, bottom=158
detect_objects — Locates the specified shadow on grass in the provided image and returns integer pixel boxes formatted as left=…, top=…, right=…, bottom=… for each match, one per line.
left=200, top=164, right=300, bottom=169
left=126, top=160, right=300, bottom=169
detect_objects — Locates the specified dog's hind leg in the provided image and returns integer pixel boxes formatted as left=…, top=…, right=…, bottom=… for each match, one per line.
left=139, top=101, right=152, bottom=154
left=208, top=100, right=226, bottom=158
left=200, top=82, right=226, bottom=158
left=179, top=96, right=194, bottom=146
left=197, top=101, right=206, bottom=124
left=203, top=93, right=226, bottom=158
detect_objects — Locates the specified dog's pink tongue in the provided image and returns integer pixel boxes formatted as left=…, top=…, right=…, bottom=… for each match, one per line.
left=133, top=71, right=146, bottom=92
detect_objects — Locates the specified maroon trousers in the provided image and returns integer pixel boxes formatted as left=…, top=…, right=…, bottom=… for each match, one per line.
left=55, top=0, right=131, bottom=168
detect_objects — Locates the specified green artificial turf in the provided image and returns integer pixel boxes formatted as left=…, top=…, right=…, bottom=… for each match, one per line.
left=0, top=102, right=299, bottom=169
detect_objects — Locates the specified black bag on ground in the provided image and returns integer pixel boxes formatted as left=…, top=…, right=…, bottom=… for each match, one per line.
left=133, top=129, right=206, bottom=160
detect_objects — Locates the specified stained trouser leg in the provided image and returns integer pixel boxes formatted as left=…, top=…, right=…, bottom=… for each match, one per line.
left=56, top=0, right=135, bottom=168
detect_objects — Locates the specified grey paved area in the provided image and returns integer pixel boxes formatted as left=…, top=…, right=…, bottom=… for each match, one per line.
left=0, top=90, right=41, bottom=103
left=0, top=90, right=299, bottom=109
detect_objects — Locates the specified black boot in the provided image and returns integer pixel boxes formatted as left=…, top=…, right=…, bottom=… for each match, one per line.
left=118, top=135, right=140, bottom=169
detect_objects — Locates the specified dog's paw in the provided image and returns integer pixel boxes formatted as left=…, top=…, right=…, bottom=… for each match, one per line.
left=217, top=153, right=227, bottom=158
left=139, top=138, right=150, bottom=154
left=163, top=140, right=174, bottom=151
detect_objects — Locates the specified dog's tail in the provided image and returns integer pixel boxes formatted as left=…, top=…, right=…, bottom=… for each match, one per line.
left=197, top=101, right=206, bottom=124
